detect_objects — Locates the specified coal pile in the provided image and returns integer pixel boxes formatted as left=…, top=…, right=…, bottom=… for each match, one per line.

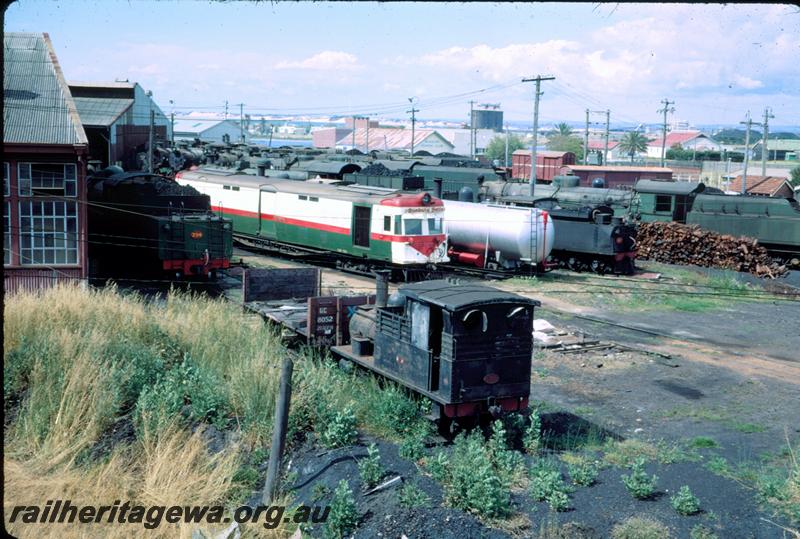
left=150, top=176, right=202, bottom=197
left=636, top=221, right=787, bottom=278
left=358, top=163, right=410, bottom=176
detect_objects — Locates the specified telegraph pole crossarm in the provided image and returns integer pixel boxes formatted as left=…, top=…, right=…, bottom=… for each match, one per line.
left=658, top=98, right=675, bottom=168
left=740, top=111, right=763, bottom=195
left=521, top=75, right=555, bottom=197
left=761, top=107, right=774, bottom=177
left=407, top=98, right=419, bottom=157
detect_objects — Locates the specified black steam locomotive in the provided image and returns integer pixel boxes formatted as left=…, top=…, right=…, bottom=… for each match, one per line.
left=87, top=168, right=233, bottom=279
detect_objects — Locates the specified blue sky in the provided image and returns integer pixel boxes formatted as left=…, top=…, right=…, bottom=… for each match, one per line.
left=5, top=1, right=800, bottom=128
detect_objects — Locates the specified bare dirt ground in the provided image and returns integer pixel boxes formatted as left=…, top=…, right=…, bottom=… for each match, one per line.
left=230, top=250, right=799, bottom=538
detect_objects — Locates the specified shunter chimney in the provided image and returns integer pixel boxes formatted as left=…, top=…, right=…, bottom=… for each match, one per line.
left=374, top=270, right=390, bottom=308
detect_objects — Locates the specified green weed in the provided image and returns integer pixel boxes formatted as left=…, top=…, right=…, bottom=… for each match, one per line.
left=671, top=485, right=701, bottom=515
left=357, top=443, right=384, bottom=489
left=324, top=479, right=359, bottom=539
left=398, top=482, right=431, bottom=509
left=621, top=457, right=659, bottom=500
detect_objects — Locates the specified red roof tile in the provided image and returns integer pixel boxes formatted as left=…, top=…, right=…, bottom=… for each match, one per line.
left=728, top=175, right=792, bottom=195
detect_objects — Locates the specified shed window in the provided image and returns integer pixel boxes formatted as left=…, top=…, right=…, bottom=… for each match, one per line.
left=18, top=163, right=77, bottom=197
left=655, top=195, right=672, bottom=212
left=3, top=162, right=9, bottom=197
left=18, top=200, right=79, bottom=265
left=384, top=216, right=391, bottom=231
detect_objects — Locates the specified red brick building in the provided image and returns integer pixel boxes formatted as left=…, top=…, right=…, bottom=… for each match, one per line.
left=4, top=33, right=89, bottom=292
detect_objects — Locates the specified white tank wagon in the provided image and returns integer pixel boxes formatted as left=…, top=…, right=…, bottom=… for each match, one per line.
left=442, top=201, right=555, bottom=269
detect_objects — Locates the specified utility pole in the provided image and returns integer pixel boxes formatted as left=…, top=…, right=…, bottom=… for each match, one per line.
left=740, top=111, right=763, bottom=195
left=658, top=98, right=675, bottom=167
left=504, top=124, right=509, bottom=167
left=584, top=109, right=590, bottom=165
left=352, top=115, right=357, bottom=152
left=169, top=99, right=175, bottom=148
left=469, top=100, right=475, bottom=159
left=603, top=109, right=610, bottom=166
left=224, top=100, right=228, bottom=120
left=761, top=107, right=774, bottom=177
left=238, top=103, right=245, bottom=143
left=147, top=108, right=154, bottom=173
left=407, top=98, right=419, bottom=157
left=522, top=75, right=555, bottom=197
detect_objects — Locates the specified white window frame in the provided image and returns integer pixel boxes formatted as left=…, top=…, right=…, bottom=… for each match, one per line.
left=3, top=162, right=9, bottom=197
left=17, top=162, right=77, bottom=197
left=18, top=200, right=79, bottom=266
left=3, top=200, right=10, bottom=266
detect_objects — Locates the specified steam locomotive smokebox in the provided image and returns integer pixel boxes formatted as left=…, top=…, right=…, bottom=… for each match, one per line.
left=351, top=336, right=374, bottom=356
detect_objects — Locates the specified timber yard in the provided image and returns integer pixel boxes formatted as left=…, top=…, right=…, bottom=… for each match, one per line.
left=3, top=3, right=800, bottom=539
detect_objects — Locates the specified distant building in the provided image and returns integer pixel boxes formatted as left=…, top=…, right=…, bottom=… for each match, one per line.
left=560, top=165, right=673, bottom=188
left=4, top=32, right=89, bottom=292
left=313, top=127, right=352, bottom=148
left=471, top=107, right=504, bottom=132
left=586, top=140, right=623, bottom=163
left=436, top=128, right=497, bottom=156
left=69, top=80, right=171, bottom=169
left=727, top=175, right=794, bottom=197
left=334, top=128, right=455, bottom=154
left=751, top=139, right=800, bottom=161
left=173, top=119, right=247, bottom=144
left=646, top=131, right=721, bottom=159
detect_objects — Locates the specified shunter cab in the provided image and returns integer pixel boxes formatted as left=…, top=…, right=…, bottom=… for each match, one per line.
left=335, top=278, right=539, bottom=428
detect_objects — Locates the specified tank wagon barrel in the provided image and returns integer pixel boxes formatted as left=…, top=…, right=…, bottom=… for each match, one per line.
left=442, top=201, right=554, bottom=270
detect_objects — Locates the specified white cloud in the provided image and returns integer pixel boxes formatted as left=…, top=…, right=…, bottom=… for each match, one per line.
left=731, top=75, right=764, bottom=90
left=274, top=51, right=362, bottom=71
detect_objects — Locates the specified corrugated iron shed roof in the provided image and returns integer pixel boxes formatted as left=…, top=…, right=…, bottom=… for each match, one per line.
left=756, top=139, right=800, bottom=152
left=647, top=131, right=717, bottom=149
left=335, top=128, right=454, bottom=151
left=73, top=97, right=133, bottom=127
left=3, top=32, right=87, bottom=145
left=68, top=80, right=136, bottom=89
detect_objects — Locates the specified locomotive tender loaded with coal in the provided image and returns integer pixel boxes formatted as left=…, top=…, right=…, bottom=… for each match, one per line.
left=333, top=279, right=539, bottom=430
left=87, top=169, right=233, bottom=278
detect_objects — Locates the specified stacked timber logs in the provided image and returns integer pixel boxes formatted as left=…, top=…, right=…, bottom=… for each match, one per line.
left=636, top=221, right=787, bottom=278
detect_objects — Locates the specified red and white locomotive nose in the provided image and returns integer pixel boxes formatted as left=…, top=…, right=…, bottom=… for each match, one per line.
left=379, top=192, right=449, bottom=265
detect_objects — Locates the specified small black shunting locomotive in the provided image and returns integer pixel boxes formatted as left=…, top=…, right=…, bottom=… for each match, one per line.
left=332, top=275, right=539, bottom=431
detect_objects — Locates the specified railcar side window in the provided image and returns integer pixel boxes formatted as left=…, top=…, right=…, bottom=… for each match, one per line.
left=404, top=218, right=422, bottom=235
left=309, top=196, right=318, bottom=202
left=395, top=215, right=401, bottom=234
left=383, top=216, right=391, bottom=231
left=428, top=217, right=442, bottom=234
left=655, top=195, right=672, bottom=212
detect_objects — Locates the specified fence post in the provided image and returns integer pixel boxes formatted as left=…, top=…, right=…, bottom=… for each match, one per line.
left=262, top=357, right=294, bottom=504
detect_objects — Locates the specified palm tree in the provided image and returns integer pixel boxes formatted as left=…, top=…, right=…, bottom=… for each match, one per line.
left=617, top=131, right=650, bottom=163
left=553, top=122, right=573, bottom=137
